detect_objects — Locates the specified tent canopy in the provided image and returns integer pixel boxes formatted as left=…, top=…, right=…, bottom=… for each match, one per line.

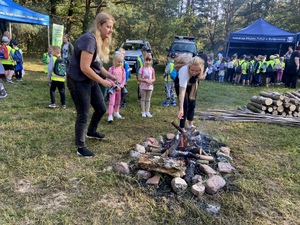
left=0, top=0, right=49, bottom=26
left=226, top=18, right=297, bottom=57
left=229, top=18, right=297, bottom=44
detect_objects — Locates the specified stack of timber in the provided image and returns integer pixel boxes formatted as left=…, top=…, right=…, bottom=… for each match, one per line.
left=247, top=91, right=300, bottom=117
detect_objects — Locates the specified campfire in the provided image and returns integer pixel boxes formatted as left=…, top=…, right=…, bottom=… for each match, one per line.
left=114, top=121, right=236, bottom=198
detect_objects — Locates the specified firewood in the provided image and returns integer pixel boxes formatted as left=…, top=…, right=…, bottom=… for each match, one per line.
left=289, top=98, right=299, bottom=105
left=277, top=105, right=284, bottom=112
left=259, top=91, right=284, bottom=100
left=199, top=155, right=214, bottom=162
left=272, top=100, right=283, bottom=106
left=286, top=92, right=300, bottom=102
left=250, top=96, right=272, bottom=106
left=283, top=97, right=290, bottom=103
left=272, top=110, right=278, bottom=115
left=138, top=155, right=186, bottom=177
left=266, top=107, right=273, bottom=113
left=291, top=91, right=300, bottom=99
left=248, top=101, right=267, bottom=110
left=247, top=103, right=265, bottom=114
left=283, top=103, right=296, bottom=111
left=292, top=111, right=299, bottom=117
left=278, top=111, right=287, bottom=116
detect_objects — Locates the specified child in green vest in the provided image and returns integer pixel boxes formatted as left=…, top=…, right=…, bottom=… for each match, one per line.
left=161, top=52, right=176, bottom=106
left=42, top=46, right=53, bottom=74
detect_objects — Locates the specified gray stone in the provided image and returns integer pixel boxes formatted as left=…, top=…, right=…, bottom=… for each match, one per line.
left=171, top=177, right=188, bottom=193
left=205, top=175, right=226, bottom=194
left=114, top=162, right=130, bottom=175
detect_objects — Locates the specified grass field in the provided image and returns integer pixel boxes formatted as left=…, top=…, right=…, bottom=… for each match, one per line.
left=0, top=58, right=299, bottom=225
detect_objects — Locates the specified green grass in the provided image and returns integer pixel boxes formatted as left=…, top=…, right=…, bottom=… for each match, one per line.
left=0, top=58, right=300, bottom=224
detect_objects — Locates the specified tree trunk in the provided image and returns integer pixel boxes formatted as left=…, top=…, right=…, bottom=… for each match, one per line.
left=250, top=96, right=273, bottom=106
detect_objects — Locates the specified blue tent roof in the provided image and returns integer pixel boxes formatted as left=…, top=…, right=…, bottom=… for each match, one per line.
left=229, top=18, right=297, bottom=44
left=0, top=0, right=49, bottom=26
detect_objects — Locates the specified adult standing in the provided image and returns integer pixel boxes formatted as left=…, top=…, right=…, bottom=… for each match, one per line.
left=282, top=46, right=293, bottom=84
left=176, top=56, right=205, bottom=129
left=67, top=12, right=117, bottom=157
left=284, top=45, right=300, bottom=89
left=61, top=34, right=74, bottom=65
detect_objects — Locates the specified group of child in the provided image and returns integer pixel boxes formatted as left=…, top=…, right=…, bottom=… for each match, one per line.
left=207, top=53, right=286, bottom=87
left=42, top=45, right=158, bottom=121
left=0, top=34, right=24, bottom=84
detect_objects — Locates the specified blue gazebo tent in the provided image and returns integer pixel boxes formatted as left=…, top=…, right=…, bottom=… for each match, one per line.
left=226, top=18, right=297, bottom=58
left=0, top=0, right=50, bottom=45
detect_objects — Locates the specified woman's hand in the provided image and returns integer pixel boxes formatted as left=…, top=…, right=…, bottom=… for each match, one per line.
left=177, top=110, right=184, bottom=119
left=101, top=79, right=112, bottom=88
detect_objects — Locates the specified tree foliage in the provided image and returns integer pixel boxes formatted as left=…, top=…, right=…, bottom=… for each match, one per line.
left=7, top=0, right=300, bottom=58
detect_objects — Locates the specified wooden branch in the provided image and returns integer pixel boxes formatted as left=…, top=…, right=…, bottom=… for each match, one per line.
left=247, top=103, right=265, bottom=114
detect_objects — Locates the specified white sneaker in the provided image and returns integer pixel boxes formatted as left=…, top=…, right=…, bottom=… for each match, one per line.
left=186, top=123, right=196, bottom=129
left=142, top=112, right=146, bottom=118
left=114, top=112, right=124, bottom=119
left=146, top=112, right=153, bottom=118
left=108, top=115, right=113, bottom=123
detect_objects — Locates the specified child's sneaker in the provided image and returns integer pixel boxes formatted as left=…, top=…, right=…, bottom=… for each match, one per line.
left=48, top=103, right=56, bottom=108
left=146, top=112, right=153, bottom=118
left=161, top=101, right=169, bottom=107
left=108, top=115, right=113, bottom=123
left=6, top=78, right=14, bottom=84
left=142, top=112, right=146, bottom=118
left=170, top=101, right=177, bottom=106
left=77, top=147, right=94, bottom=158
left=61, top=105, right=67, bottom=109
left=114, top=112, right=124, bottom=119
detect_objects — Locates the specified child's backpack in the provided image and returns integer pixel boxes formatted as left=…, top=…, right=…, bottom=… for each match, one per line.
left=266, top=64, right=274, bottom=73
left=260, top=61, right=267, bottom=73
left=53, top=57, right=67, bottom=77
left=42, top=53, right=49, bottom=64
left=0, top=44, right=9, bottom=59
left=11, top=49, right=22, bottom=62
left=235, top=61, right=244, bottom=74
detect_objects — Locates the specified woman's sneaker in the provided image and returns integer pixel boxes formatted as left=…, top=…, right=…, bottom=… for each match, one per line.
left=142, top=112, right=146, bottom=118
left=86, top=132, right=105, bottom=140
left=77, top=147, right=94, bottom=158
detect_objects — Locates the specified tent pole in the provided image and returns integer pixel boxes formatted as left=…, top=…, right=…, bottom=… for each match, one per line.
left=48, top=25, right=50, bottom=47
left=279, top=44, right=282, bottom=55
left=9, top=22, right=11, bottom=37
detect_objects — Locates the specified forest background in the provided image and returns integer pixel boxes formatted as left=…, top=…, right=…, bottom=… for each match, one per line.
left=8, top=0, right=300, bottom=61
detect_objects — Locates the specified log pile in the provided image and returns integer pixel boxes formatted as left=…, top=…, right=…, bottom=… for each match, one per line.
left=247, top=91, right=300, bottom=117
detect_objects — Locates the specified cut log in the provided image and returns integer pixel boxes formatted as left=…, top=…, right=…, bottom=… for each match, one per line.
left=266, top=107, right=274, bottom=113
left=289, top=98, right=299, bottom=105
left=250, top=96, right=273, bottom=106
left=283, top=103, right=296, bottom=112
left=248, top=101, right=267, bottom=110
left=277, top=105, right=284, bottom=113
left=247, top=103, right=265, bottom=114
left=278, top=111, right=287, bottom=116
left=283, top=97, right=290, bottom=103
left=272, top=100, right=283, bottom=106
left=292, top=111, right=299, bottom=117
left=272, top=110, right=278, bottom=115
left=138, top=155, right=186, bottom=177
left=260, top=91, right=284, bottom=100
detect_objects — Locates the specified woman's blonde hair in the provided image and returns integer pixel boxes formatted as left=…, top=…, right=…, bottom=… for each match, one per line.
left=90, top=12, right=114, bottom=63
left=188, top=56, right=204, bottom=75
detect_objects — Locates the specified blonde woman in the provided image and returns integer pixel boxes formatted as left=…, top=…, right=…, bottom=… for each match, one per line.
left=67, top=12, right=117, bottom=157
left=177, top=56, right=205, bottom=129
